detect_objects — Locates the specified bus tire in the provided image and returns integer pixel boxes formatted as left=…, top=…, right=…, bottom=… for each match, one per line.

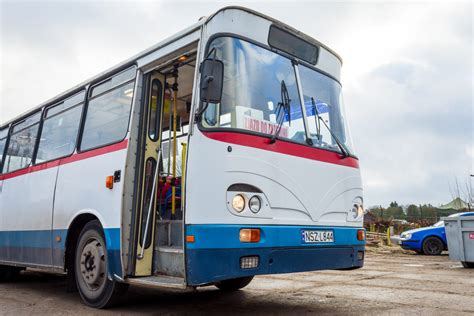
left=215, top=276, right=254, bottom=291
left=0, top=265, right=22, bottom=282
left=75, top=220, right=128, bottom=308
left=422, top=236, right=443, bottom=255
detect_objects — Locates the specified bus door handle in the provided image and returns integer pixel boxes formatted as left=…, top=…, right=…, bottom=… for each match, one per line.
left=138, top=149, right=161, bottom=260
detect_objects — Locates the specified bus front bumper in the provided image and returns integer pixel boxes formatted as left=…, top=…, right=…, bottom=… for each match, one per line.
left=185, top=224, right=365, bottom=286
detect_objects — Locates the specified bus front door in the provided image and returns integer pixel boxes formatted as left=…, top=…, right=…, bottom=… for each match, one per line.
left=134, top=74, right=164, bottom=276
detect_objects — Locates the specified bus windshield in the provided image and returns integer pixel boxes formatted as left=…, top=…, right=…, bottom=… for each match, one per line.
left=201, top=36, right=354, bottom=154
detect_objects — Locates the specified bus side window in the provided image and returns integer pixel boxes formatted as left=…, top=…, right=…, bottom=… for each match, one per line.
left=148, top=79, right=162, bottom=141
left=36, top=91, right=85, bottom=163
left=4, top=112, right=41, bottom=173
left=0, top=127, right=9, bottom=173
left=80, top=78, right=135, bottom=151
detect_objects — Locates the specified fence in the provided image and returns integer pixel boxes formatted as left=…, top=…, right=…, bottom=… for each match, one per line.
left=366, top=228, right=392, bottom=246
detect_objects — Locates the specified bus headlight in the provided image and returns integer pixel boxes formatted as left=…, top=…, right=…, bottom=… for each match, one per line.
left=352, top=204, right=364, bottom=219
left=351, top=204, right=359, bottom=219
left=348, top=197, right=364, bottom=221
left=249, top=196, right=261, bottom=213
left=232, top=194, right=246, bottom=212
left=357, top=204, right=364, bottom=218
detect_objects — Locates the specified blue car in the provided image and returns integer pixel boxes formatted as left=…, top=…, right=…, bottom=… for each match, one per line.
left=399, top=212, right=474, bottom=255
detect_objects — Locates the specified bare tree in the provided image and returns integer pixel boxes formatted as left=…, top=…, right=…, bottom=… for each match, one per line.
left=464, top=177, right=473, bottom=206
left=449, top=176, right=473, bottom=210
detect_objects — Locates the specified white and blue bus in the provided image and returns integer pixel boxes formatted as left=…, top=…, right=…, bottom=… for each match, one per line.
left=0, top=7, right=365, bottom=308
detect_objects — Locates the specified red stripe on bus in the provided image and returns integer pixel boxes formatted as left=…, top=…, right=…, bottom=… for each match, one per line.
left=202, top=131, right=359, bottom=169
left=0, top=139, right=129, bottom=181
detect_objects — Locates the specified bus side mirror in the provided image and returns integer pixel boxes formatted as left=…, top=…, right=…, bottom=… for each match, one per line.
left=200, top=59, right=224, bottom=104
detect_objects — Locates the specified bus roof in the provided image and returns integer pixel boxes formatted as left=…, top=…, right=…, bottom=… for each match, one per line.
left=1, top=6, right=341, bottom=129
left=209, top=7, right=342, bottom=63
left=1, top=20, right=204, bottom=128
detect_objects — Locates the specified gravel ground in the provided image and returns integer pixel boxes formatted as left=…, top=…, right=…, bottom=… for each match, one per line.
left=1, top=250, right=473, bottom=315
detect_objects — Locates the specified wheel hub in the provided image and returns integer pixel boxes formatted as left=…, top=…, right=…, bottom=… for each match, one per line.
left=80, top=238, right=106, bottom=290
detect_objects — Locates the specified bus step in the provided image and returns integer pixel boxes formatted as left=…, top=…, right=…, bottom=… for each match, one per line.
left=153, top=246, right=185, bottom=277
left=126, top=275, right=187, bottom=289
left=155, top=221, right=183, bottom=247
left=155, top=246, right=184, bottom=253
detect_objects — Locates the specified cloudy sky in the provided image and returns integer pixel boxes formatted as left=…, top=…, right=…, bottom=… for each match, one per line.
left=1, top=0, right=472, bottom=207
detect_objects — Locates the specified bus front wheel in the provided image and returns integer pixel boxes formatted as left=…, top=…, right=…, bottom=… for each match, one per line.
left=75, top=220, right=128, bottom=308
left=462, top=262, right=474, bottom=268
left=215, top=276, right=254, bottom=291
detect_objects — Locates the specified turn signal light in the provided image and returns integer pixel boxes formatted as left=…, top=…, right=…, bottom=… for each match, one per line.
left=186, top=235, right=195, bottom=243
left=105, top=175, right=114, bottom=189
left=357, top=229, right=365, bottom=241
left=240, top=229, right=261, bottom=243
left=177, top=55, right=188, bottom=62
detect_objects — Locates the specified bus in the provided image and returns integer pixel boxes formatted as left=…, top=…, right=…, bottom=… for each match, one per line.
left=0, top=6, right=365, bottom=308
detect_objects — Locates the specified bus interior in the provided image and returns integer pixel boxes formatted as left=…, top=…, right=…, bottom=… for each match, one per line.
left=157, top=56, right=194, bottom=220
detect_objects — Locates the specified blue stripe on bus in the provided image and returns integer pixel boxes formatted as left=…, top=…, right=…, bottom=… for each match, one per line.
left=0, top=228, right=122, bottom=276
left=0, top=228, right=120, bottom=250
left=0, top=230, right=61, bottom=249
left=102, top=228, right=121, bottom=250
left=185, top=224, right=365, bottom=285
left=185, top=224, right=365, bottom=249
left=186, top=245, right=365, bottom=285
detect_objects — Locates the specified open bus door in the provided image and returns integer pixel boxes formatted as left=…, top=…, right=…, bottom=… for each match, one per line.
left=131, top=51, right=195, bottom=283
left=134, top=73, right=165, bottom=276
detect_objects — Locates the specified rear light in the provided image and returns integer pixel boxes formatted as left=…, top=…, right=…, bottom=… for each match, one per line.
left=357, top=251, right=364, bottom=260
left=240, top=256, right=259, bottom=269
left=357, top=229, right=365, bottom=241
left=239, top=228, right=261, bottom=243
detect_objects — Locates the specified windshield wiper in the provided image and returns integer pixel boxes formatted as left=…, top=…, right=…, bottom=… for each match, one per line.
left=311, top=97, right=349, bottom=158
left=270, top=80, right=291, bottom=144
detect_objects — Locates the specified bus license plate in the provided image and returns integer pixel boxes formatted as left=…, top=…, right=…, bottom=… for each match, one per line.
left=301, top=230, right=334, bottom=243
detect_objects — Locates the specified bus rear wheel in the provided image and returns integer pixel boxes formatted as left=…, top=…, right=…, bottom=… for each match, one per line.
left=0, top=265, right=22, bottom=282
left=215, top=276, right=254, bottom=291
left=75, top=220, right=128, bottom=308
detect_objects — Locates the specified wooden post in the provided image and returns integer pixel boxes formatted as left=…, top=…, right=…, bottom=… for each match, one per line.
left=386, top=227, right=391, bottom=246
